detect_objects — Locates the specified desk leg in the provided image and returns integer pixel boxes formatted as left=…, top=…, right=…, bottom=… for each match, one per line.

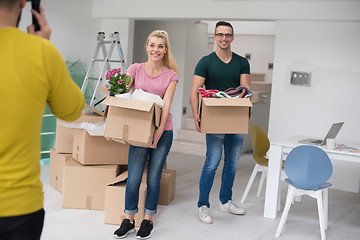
left=264, top=144, right=283, bottom=219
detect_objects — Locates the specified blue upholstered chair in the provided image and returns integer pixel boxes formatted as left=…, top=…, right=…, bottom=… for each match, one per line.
left=275, top=145, right=333, bottom=240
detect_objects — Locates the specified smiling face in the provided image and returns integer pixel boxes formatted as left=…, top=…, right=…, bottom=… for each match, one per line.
left=214, top=25, right=234, bottom=51
left=146, top=36, right=167, bottom=62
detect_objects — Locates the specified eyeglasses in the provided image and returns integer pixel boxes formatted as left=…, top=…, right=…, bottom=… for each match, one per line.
left=215, top=33, right=233, bottom=38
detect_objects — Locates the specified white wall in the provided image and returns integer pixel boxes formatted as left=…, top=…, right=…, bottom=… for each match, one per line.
left=269, top=20, right=360, bottom=143
left=230, top=35, right=275, bottom=82
left=19, top=0, right=99, bottom=64
left=204, top=21, right=276, bottom=36
left=182, top=22, right=213, bottom=119
left=99, top=19, right=135, bottom=67
left=93, top=0, right=360, bottom=21
left=269, top=20, right=360, bottom=192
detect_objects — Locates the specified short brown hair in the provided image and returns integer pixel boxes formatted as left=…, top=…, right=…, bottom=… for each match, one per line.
left=0, top=0, right=18, bottom=9
left=215, top=21, right=234, bottom=35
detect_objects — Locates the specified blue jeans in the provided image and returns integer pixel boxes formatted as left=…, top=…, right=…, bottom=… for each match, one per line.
left=197, top=133, right=244, bottom=208
left=125, top=130, right=173, bottom=216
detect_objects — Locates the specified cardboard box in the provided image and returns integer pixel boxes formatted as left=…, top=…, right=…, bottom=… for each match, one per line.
left=62, top=158, right=121, bottom=210
left=250, top=73, right=265, bottom=82
left=251, top=81, right=272, bottom=93
left=102, top=96, right=161, bottom=148
left=105, top=171, right=147, bottom=227
left=158, top=169, right=176, bottom=205
left=198, top=95, right=252, bottom=134
left=72, top=129, right=129, bottom=165
left=56, top=111, right=104, bottom=153
left=49, top=148, right=72, bottom=193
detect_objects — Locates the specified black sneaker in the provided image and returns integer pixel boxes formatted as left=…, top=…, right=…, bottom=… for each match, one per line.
left=114, top=219, right=135, bottom=239
left=136, top=219, right=154, bottom=239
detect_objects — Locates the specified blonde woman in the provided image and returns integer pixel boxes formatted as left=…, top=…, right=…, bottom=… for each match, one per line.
left=113, top=30, right=179, bottom=239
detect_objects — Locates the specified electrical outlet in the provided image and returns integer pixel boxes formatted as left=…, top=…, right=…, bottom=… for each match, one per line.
left=268, top=63, right=273, bottom=70
left=182, top=107, right=187, bottom=115
left=290, top=71, right=311, bottom=86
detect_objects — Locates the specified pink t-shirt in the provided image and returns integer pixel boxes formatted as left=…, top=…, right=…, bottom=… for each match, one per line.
left=127, top=62, right=178, bottom=130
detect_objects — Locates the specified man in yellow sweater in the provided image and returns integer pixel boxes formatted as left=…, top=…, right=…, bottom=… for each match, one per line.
left=0, top=0, right=85, bottom=239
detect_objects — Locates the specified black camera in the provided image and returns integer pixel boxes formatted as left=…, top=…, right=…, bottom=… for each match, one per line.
left=26, top=0, right=41, bottom=31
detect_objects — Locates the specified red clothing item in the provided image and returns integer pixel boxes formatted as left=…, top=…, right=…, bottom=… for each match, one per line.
left=198, top=88, right=219, bottom=98
left=198, top=86, right=252, bottom=98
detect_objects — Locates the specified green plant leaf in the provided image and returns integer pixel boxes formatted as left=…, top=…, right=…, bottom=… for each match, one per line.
left=122, top=75, right=131, bottom=85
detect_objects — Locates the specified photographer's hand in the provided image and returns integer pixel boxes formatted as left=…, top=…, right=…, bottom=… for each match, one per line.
left=27, top=5, right=52, bottom=40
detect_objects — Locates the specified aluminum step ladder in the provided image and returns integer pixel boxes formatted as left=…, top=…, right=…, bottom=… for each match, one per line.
left=81, top=32, right=127, bottom=108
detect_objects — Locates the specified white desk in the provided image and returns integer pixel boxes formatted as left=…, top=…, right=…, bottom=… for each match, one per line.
left=263, top=136, right=360, bottom=219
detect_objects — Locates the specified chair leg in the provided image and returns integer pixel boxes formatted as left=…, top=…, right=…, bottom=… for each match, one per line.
left=323, top=188, right=329, bottom=230
left=277, top=181, right=281, bottom=211
left=277, top=169, right=287, bottom=211
left=241, top=164, right=260, bottom=203
left=276, top=186, right=295, bottom=237
left=257, top=171, right=267, bottom=197
left=285, top=185, right=295, bottom=205
left=316, top=191, right=327, bottom=240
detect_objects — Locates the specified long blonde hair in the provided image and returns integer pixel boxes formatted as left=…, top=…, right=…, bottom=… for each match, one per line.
left=146, top=30, right=180, bottom=74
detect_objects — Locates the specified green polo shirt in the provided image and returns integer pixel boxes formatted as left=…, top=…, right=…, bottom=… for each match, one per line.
left=194, top=52, right=250, bottom=91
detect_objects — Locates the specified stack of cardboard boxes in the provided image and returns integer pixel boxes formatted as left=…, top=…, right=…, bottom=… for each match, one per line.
left=50, top=101, right=176, bottom=227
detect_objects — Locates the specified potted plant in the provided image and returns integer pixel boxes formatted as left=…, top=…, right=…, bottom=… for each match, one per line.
left=105, top=68, right=131, bottom=96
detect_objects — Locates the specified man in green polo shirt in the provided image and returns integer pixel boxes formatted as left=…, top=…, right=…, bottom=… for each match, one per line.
left=190, top=21, right=251, bottom=224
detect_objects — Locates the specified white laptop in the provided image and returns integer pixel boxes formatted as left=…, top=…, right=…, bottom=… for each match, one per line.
left=298, top=122, right=344, bottom=146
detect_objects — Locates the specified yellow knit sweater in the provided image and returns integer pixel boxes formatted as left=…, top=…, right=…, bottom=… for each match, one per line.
left=0, top=27, right=84, bottom=217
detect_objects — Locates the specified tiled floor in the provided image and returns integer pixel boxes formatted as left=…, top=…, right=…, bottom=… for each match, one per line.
left=40, top=151, right=360, bottom=240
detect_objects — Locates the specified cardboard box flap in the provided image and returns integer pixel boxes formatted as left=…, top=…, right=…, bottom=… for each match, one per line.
left=108, top=171, right=128, bottom=186
left=102, top=96, right=156, bottom=112
left=202, top=97, right=253, bottom=107
left=154, top=104, right=161, bottom=127
left=84, top=104, right=104, bottom=117
left=107, top=170, right=148, bottom=186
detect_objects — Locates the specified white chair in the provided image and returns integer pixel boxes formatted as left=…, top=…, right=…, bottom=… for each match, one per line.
left=275, top=145, right=333, bottom=240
